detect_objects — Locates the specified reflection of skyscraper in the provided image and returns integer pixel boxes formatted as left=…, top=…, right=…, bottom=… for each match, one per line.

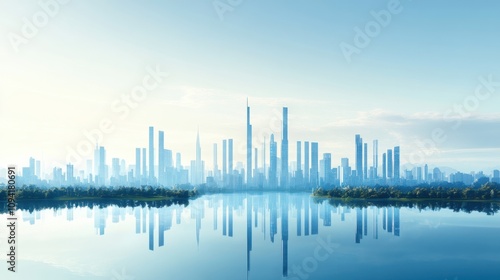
left=311, top=201, right=318, bottom=235
left=296, top=197, right=302, bottom=236
left=304, top=141, right=310, bottom=184
left=281, top=194, right=289, bottom=277
left=322, top=201, right=331, bottom=226
left=382, top=207, right=386, bottom=231
left=281, top=107, right=289, bottom=189
left=304, top=197, right=310, bottom=236
left=387, top=207, right=393, bottom=233
left=246, top=196, right=252, bottom=273
left=270, top=194, right=277, bottom=242
left=135, top=207, right=141, bottom=234
left=363, top=207, right=367, bottom=236
left=158, top=207, right=172, bottom=248
left=356, top=208, right=362, bottom=243
left=222, top=199, right=227, bottom=236
left=394, top=207, right=400, bottom=236
left=149, top=207, right=155, bottom=251
left=228, top=203, right=233, bottom=237
left=142, top=206, right=147, bottom=233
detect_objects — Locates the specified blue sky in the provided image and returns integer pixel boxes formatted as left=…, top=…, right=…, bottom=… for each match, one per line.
left=1, top=0, right=500, bottom=175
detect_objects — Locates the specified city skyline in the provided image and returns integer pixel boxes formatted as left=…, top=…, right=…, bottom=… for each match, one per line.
left=3, top=101, right=499, bottom=189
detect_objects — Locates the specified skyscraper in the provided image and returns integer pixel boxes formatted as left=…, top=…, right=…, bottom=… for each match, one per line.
left=424, top=164, right=429, bottom=182
left=373, top=140, right=378, bottom=179
left=99, top=146, right=106, bottom=185
left=355, top=134, right=363, bottom=180
left=135, top=148, right=141, bottom=180
left=382, top=152, right=387, bottom=180
left=66, top=164, right=74, bottom=184
left=323, top=153, right=332, bottom=184
left=262, top=137, right=266, bottom=183
left=281, top=107, right=289, bottom=188
left=394, top=146, right=400, bottom=180
left=311, top=142, right=318, bottom=186
left=387, top=149, right=393, bottom=179
left=269, top=134, right=278, bottom=188
left=158, top=130, right=165, bottom=184
left=363, top=143, right=368, bottom=180
left=192, top=129, right=204, bottom=185
left=149, top=126, right=154, bottom=183
left=228, top=139, right=233, bottom=186
left=296, top=141, right=302, bottom=185
left=213, top=143, right=219, bottom=182
left=246, top=99, right=252, bottom=186
left=93, top=143, right=99, bottom=179
left=304, top=141, right=310, bottom=184
left=142, top=148, right=147, bottom=179
left=222, top=140, right=227, bottom=185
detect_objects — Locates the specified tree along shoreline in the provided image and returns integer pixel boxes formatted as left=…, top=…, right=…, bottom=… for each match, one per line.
left=312, top=182, right=500, bottom=201
left=0, top=185, right=199, bottom=202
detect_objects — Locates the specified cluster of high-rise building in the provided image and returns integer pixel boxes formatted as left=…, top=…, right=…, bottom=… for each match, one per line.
left=1, top=101, right=499, bottom=189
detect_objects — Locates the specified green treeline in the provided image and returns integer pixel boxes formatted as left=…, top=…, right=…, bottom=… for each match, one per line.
left=0, top=185, right=198, bottom=201
left=313, top=182, right=500, bottom=200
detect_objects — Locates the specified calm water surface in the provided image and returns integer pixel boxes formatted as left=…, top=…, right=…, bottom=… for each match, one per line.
left=1, top=192, right=499, bottom=280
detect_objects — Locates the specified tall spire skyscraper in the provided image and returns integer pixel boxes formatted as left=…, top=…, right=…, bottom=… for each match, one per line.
left=281, top=107, right=288, bottom=188
left=246, top=99, right=252, bottom=187
left=193, top=128, right=204, bottom=185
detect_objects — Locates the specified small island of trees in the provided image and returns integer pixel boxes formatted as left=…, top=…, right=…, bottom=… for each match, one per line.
left=313, top=182, right=500, bottom=201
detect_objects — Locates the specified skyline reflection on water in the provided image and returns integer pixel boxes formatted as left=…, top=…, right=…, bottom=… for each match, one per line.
left=1, top=192, right=500, bottom=280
